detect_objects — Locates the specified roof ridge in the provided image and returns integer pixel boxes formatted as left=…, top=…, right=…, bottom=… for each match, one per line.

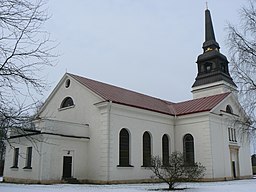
left=68, top=73, right=109, bottom=100
left=174, top=92, right=231, bottom=105
left=67, top=73, right=231, bottom=116
left=68, top=73, right=174, bottom=103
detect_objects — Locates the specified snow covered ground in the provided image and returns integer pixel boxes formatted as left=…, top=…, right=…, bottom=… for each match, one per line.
left=0, top=178, right=255, bottom=192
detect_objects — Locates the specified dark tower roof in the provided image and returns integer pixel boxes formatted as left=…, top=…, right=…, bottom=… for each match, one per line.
left=203, top=9, right=220, bottom=52
left=192, top=8, right=236, bottom=88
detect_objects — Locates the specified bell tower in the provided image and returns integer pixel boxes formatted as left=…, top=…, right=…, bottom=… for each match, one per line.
left=192, top=8, right=237, bottom=99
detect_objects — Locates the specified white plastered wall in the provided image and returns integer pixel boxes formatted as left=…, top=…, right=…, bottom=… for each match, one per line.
left=210, top=95, right=252, bottom=179
left=175, top=113, right=214, bottom=178
left=192, top=81, right=237, bottom=99
left=4, top=136, right=42, bottom=181
left=34, top=74, right=108, bottom=181
left=4, top=134, right=89, bottom=182
left=105, top=103, right=175, bottom=181
left=39, top=135, right=89, bottom=181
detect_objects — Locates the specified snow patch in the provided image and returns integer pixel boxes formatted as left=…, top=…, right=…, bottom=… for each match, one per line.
left=0, top=179, right=255, bottom=192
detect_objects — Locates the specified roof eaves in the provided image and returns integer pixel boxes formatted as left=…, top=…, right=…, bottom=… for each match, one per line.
left=112, top=101, right=174, bottom=116
left=173, top=92, right=231, bottom=116
left=176, top=109, right=211, bottom=116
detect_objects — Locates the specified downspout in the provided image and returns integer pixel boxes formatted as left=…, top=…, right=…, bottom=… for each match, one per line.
left=107, top=101, right=112, bottom=182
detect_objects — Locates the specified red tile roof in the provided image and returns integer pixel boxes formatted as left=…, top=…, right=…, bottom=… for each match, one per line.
left=173, top=92, right=230, bottom=115
left=69, top=73, right=230, bottom=116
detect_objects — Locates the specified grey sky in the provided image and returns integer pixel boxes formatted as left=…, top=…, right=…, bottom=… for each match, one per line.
left=44, top=0, right=245, bottom=102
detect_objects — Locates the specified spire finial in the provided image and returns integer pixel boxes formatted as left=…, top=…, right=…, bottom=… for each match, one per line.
left=206, top=2, right=208, bottom=10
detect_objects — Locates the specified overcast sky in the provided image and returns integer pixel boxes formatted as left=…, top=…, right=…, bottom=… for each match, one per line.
left=44, top=0, right=245, bottom=102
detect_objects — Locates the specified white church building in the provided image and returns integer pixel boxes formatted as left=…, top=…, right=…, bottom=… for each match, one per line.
left=3, top=8, right=252, bottom=184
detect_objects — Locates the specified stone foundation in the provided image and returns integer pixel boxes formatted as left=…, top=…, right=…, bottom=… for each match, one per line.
left=3, top=175, right=253, bottom=185
left=3, top=177, right=65, bottom=184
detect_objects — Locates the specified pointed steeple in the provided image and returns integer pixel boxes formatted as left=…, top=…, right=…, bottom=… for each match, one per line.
left=203, top=9, right=220, bottom=52
left=191, top=8, right=237, bottom=99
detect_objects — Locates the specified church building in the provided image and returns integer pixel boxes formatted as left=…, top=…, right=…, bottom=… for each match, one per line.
left=3, top=8, right=252, bottom=184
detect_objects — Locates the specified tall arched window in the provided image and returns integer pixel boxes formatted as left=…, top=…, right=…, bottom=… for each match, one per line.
left=60, top=97, right=74, bottom=108
left=183, top=134, right=195, bottom=165
left=119, top=128, right=130, bottom=167
left=143, top=132, right=151, bottom=167
left=162, top=134, right=169, bottom=166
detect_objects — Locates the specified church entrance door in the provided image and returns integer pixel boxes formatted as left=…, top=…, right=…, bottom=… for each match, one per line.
left=232, top=161, right=236, bottom=178
left=230, top=147, right=240, bottom=179
left=62, top=156, right=72, bottom=178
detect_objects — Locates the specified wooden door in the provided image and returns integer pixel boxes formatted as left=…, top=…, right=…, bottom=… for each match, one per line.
left=62, top=156, right=72, bottom=178
left=232, top=161, right=236, bottom=178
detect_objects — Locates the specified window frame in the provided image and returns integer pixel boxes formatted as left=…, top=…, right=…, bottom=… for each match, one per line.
left=60, top=97, right=74, bottom=109
left=183, top=134, right=195, bottom=166
left=118, top=128, right=132, bottom=167
left=142, top=131, right=152, bottom=167
left=204, top=62, right=213, bottom=73
left=162, top=134, right=170, bottom=166
left=226, top=105, right=233, bottom=114
left=228, top=128, right=232, bottom=141
left=65, top=79, right=71, bottom=88
left=228, top=127, right=237, bottom=143
left=11, top=148, right=19, bottom=168
left=24, top=147, right=32, bottom=169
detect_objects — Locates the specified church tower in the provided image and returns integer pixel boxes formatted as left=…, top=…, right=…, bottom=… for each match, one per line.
left=192, top=8, right=237, bottom=99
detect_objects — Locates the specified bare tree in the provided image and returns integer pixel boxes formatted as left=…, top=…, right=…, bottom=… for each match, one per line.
left=0, top=127, right=5, bottom=176
left=0, top=0, right=56, bottom=149
left=148, top=152, right=206, bottom=190
left=227, top=0, right=256, bottom=139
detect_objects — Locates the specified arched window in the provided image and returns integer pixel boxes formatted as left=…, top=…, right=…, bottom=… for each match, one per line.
left=204, top=62, right=213, bottom=73
left=60, top=97, right=74, bottom=108
left=162, top=134, right=169, bottom=166
left=119, top=128, right=130, bottom=167
left=221, top=63, right=227, bottom=73
left=226, top=105, right=233, bottom=114
left=143, top=132, right=151, bottom=167
left=183, top=134, right=195, bottom=165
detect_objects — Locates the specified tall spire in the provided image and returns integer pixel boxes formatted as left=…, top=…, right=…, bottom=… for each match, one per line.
left=191, top=7, right=237, bottom=99
left=203, top=8, right=220, bottom=52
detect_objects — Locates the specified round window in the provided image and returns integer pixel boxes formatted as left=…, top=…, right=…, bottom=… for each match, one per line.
left=65, top=79, right=70, bottom=88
